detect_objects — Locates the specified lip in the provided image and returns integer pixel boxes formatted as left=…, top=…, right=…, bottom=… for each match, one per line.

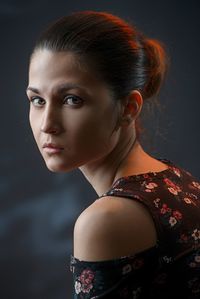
left=43, top=143, right=64, bottom=154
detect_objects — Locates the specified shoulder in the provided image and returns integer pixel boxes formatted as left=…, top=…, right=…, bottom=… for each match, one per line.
left=73, top=196, right=157, bottom=261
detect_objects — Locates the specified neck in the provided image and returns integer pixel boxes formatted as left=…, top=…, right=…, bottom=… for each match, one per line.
left=79, top=128, right=151, bottom=197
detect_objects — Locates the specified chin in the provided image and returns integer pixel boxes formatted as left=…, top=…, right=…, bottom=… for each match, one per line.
left=46, top=165, right=71, bottom=173
left=44, top=160, right=76, bottom=173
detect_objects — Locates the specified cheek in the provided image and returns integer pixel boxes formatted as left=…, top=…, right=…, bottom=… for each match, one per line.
left=67, top=110, right=118, bottom=155
left=29, top=110, right=40, bottom=142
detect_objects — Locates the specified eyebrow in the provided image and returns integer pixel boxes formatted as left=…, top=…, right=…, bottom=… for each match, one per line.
left=26, top=83, right=87, bottom=94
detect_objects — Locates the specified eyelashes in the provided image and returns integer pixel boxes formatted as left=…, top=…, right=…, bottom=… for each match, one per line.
left=29, top=94, right=84, bottom=107
left=30, top=96, right=45, bottom=106
left=63, top=95, right=84, bottom=106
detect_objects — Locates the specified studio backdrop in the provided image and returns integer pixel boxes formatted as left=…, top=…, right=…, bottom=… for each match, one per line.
left=0, top=0, right=199, bottom=298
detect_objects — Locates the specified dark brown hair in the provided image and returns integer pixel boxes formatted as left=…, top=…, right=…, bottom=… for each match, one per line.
left=31, top=11, right=169, bottom=141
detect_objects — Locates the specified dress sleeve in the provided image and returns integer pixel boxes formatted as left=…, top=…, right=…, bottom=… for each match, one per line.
left=69, top=247, right=159, bottom=299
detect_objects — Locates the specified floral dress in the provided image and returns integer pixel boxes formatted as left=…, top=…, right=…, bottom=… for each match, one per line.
left=69, top=158, right=200, bottom=298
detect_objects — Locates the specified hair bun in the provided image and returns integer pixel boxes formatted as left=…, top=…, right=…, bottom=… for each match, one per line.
left=141, top=38, right=169, bottom=100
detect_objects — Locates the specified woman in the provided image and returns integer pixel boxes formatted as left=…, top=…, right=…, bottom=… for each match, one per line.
left=27, top=11, right=200, bottom=299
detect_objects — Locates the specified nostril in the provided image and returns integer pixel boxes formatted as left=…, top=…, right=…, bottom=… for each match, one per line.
left=40, top=125, right=60, bottom=134
left=50, top=128, right=59, bottom=134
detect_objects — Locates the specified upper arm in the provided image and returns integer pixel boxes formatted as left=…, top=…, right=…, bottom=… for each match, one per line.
left=73, top=202, right=118, bottom=261
left=73, top=196, right=157, bottom=262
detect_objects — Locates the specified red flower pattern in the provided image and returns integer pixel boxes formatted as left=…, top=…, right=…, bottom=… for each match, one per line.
left=160, top=203, right=171, bottom=214
left=70, top=158, right=200, bottom=298
left=173, top=210, right=182, bottom=220
left=80, top=269, right=94, bottom=285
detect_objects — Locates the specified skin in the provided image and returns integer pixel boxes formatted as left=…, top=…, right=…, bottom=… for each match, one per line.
left=27, top=49, right=168, bottom=196
left=27, top=49, right=170, bottom=261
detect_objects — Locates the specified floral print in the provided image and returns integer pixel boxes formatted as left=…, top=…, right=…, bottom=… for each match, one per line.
left=192, top=229, right=200, bottom=241
left=122, top=264, right=132, bottom=275
left=70, top=158, right=200, bottom=298
left=163, top=177, right=182, bottom=195
left=74, top=268, right=95, bottom=295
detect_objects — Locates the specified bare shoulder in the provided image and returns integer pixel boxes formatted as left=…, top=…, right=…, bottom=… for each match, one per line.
left=73, top=196, right=157, bottom=261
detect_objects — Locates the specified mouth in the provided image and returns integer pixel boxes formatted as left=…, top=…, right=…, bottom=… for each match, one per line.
left=42, top=143, right=64, bottom=154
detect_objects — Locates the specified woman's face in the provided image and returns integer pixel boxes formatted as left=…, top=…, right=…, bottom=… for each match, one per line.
left=27, top=49, right=121, bottom=172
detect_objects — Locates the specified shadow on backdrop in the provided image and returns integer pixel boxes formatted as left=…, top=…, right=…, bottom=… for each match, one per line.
left=0, top=0, right=199, bottom=298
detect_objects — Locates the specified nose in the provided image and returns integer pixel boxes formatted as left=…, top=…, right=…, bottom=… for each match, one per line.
left=40, top=105, right=62, bottom=135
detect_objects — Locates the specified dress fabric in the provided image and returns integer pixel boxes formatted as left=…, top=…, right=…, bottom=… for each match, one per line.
left=69, top=158, right=200, bottom=298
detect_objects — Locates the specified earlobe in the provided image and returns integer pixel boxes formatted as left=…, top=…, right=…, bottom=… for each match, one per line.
left=120, top=114, right=133, bottom=126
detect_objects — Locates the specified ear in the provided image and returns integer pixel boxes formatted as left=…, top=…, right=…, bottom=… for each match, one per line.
left=120, top=90, right=143, bottom=126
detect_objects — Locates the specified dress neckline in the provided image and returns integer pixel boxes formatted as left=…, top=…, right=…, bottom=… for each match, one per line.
left=99, top=157, right=177, bottom=198
left=116, top=157, right=174, bottom=181
left=70, top=158, right=179, bottom=265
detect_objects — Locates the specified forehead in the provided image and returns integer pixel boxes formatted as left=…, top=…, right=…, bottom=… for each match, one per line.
left=29, top=49, right=88, bottom=80
left=28, top=49, right=114, bottom=101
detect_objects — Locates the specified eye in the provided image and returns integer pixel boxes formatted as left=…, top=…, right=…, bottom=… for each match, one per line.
left=63, top=95, right=83, bottom=106
left=30, top=96, right=45, bottom=107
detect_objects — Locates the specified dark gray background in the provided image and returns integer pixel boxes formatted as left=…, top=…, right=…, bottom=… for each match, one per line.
left=0, top=0, right=199, bottom=298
